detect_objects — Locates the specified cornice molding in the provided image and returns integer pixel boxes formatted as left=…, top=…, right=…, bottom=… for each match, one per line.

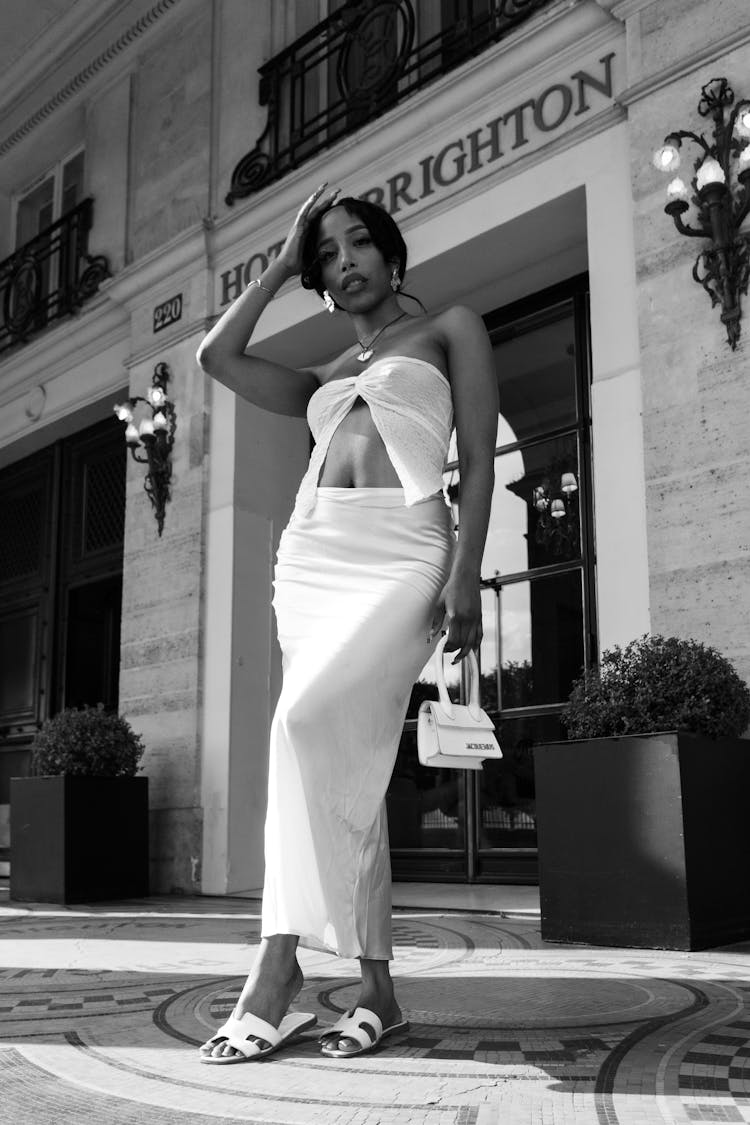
left=0, top=0, right=127, bottom=114
left=0, top=336, right=130, bottom=457
left=0, top=0, right=185, bottom=158
left=610, top=0, right=653, bottom=19
left=0, top=297, right=128, bottom=401
left=617, top=23, right=750, bottom=108
left=125, top=319, right=207, bottom=369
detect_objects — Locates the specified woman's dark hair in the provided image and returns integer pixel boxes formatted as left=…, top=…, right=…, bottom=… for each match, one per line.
left=300, top=196, right=407, bottom=297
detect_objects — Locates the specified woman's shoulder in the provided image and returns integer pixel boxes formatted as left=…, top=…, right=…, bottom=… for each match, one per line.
left=433, top=303, right=486, bottom=338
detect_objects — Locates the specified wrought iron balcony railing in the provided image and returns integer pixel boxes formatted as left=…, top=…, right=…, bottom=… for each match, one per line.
left=0, top=197, right=110, bottom=355
left=227, top=0, right=552, bottom=204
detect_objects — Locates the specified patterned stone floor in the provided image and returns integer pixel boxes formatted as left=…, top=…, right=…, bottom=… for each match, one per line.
left=0, top=893, right=749, bottom=1124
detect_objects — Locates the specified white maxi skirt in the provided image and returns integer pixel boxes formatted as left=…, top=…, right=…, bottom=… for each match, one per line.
left=263, top=487, right=455, bottom=960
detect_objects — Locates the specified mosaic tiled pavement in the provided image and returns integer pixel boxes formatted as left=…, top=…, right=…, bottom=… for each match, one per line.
left=1, top=895, right=749, bottom=1124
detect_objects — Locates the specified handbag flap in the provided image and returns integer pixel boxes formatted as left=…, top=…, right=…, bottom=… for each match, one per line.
left=423, top=699, right=496, bottom=733
left=418, top=700, right=502, bottom=766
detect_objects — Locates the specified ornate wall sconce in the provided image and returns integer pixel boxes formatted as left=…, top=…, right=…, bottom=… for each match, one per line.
left=532, top=470, right=579, bottom=556
left=113, top=362, right=176, bottom=536
left=653, top=77, right=750, bottom=350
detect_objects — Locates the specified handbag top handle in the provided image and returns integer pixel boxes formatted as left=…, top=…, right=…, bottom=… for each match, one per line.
left=432, top=634, right=483, bottom=722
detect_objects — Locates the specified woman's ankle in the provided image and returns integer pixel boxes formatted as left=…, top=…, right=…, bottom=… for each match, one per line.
left=359, top=958, right=394, bottom=994
left=253, top=937, right=300, bottom=978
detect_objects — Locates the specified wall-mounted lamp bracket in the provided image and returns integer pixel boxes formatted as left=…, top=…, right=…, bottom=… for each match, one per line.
left=113, top=362, right=177, bottom=536
left=653, top=77, right=750, bottom=349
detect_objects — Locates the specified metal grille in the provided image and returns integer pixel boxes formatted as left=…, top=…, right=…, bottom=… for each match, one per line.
left=0, top=198, right=110, bottom=355
left=0, top=485, right=44, bottom=583
left=81, top=449, right=126, bottom=555
left=227, top=0, right=552, bottom=202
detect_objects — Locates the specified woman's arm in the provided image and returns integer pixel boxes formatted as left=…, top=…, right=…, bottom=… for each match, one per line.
left=196, top=184, right=338, bottom=417
left=431, top=304, right=498, bottom=662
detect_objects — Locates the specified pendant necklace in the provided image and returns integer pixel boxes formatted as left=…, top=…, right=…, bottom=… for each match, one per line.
left=355, top=311, right=408, bottom=362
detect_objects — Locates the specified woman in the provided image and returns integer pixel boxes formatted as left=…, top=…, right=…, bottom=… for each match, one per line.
left=196, top=184, right=498, bottom=1062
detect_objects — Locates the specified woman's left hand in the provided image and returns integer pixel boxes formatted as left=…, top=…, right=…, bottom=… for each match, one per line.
left=430, top=569, right=482, bottom=663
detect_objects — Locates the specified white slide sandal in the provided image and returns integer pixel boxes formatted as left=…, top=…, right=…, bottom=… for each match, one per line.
left=200, top=1010, right=317, bottom=1063
left=318, top=1006, right=409, bottom=1058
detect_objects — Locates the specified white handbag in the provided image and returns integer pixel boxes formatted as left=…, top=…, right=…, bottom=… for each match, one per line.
left=417, top=635, right=502, bottom=770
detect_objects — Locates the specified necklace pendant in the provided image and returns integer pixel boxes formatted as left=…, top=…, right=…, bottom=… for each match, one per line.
left=354, top=310, right=407, bottom=363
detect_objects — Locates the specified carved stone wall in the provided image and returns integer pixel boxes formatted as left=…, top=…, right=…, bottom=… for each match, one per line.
left=127, top=3, right=211, bottom=262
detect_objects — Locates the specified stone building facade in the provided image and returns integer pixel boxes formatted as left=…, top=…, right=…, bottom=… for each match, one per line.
left=0, top=0, right=748, bottom=894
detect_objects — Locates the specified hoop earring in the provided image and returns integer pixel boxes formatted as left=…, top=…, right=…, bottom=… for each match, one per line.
left=323, top=289, right=336, bottom=314
left=390, top=268, right=401, bottom=293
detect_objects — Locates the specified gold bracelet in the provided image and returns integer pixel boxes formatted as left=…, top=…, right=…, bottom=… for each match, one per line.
left=248, top=277, right=276, bottom=298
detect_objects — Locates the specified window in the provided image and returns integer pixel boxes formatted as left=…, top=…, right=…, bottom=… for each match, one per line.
left=4, top=150, right=89, bottom=346
left=14, top=150, right=85, bottom=249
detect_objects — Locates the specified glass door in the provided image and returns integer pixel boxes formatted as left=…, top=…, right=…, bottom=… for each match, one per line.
left=388, top=274, right=596, bottom=883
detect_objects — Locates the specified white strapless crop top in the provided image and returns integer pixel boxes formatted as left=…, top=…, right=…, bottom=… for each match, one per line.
left=293, top=355, right=454, bottom=518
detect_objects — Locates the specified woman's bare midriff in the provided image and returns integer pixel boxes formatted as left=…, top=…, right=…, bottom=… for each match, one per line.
left=317, top=398, right=401, bottom=488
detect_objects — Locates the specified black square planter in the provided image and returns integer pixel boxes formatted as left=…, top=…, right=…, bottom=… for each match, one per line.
left=533, top=732, right=750, bottom=950
left=10, top=776, right=149, bottom=904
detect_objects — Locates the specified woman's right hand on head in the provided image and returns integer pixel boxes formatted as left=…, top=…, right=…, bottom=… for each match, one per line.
left=276, top=183, right=341, bottom=277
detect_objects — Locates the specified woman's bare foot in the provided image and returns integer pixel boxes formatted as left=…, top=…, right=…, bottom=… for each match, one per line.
left=320, top=976, right=403, bottom=1056
left=200, top=936, right=303, bottom=1060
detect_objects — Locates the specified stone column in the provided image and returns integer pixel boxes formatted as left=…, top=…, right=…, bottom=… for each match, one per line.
left=119, top=330, right=210, bottom=893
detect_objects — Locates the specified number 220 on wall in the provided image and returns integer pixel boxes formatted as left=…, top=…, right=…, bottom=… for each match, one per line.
left=153, top=294, right=183, bottom=334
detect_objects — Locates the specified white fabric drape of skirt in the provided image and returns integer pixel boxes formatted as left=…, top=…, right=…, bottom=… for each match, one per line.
left=262, top=487, right=455, bottom=960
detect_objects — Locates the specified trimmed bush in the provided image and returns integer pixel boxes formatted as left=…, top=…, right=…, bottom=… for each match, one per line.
left=31, top=705, right=145, bottom=777
left=563, top=634, right=750, bottom=740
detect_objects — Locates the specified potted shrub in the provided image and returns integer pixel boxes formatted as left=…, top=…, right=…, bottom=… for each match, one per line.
left=533, top=635, right=750, bottom=950
left=10, top=705, right=149, bottom=904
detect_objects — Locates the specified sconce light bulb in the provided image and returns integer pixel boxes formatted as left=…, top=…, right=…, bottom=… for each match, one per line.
left=550, top=500, right=566, bottom=519
left=147, top=386, right=167, bottom=408
left=652, top=141, right=681, bottom=173
left=124, top=423, right=140, bottom=444
left=139, top=418, right=155, bottom=438
left=666, top=177, right=690, bottom=203
left=533, top=487, right=548, bottom=511
left=696, top=157, right=726, bottom=189
left=561, top=472, right=578, bottom=493
left=735, top=109, right=750, bottom=140
left=152, top=410, right=169, bottom=431
left=113, top=403, right=134, bottom=424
